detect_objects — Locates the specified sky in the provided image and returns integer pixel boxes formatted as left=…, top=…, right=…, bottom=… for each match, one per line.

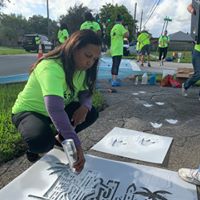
left=1, top=0, right=192, bottom=37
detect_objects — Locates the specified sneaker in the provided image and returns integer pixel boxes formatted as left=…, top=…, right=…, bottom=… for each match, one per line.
left=178, top=168, right=200, bottom=185
left=148, top=62, right=151, bottom=67
left=182, top=83, right=188, bottom=96
left=111, top=80, right=121, bottom=87
left=26, top=151, right=40, bottom=162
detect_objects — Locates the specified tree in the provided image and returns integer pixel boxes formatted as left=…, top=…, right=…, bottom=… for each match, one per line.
left=58, top=4, right=91, bottom=34
left=0, top=13, right=28, bottom=46
left=27, top=15, right=58, bottom=42
left=0, top=0, right=10, bottom=9
left=99, top=3, right=136, bottom=46
left=0, top=13, right=58, bottom=47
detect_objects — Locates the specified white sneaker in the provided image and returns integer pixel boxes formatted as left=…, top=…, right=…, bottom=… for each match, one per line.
left=178, top=168, right=200, bottom=185
left=182, top=83, right=188, bottom=96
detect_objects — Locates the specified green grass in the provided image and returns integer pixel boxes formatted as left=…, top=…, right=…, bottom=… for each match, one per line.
left=0, top=82, right=104, bottom=164
left=0, top=46, right=29, bottom=55
left=0, top=83, right=26, bottom=163
left=151, top=51, right=192, bottom=63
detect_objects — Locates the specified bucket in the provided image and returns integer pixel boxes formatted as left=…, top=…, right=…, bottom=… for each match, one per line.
left=148, top=74, right=156, bottom=85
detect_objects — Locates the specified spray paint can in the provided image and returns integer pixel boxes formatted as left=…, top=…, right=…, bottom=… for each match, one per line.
left=62, top=139, right=77, bottom=173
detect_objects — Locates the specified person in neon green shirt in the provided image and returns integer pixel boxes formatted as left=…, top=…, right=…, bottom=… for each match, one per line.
left=80, top=12, right=101, bottom=38
left=158, top=30, right=170, bottom=66
left=179, top=2, right=200, bottom=186
left=11, top=30, right=101, bottom=171
left=136, top=31, right=141, bottom=62
left=137, top=30, right=151, bottom=67
left=110, top=14, right=129, bottom=86
left=57, top=23, right=69, bottom=44
left=182, top=3, right=200, bottom=98
left=35, top=35, right=41, bottom=52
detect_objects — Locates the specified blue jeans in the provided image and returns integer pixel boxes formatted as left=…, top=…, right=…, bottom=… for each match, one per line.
left=184, top=49, right=200, bottom=94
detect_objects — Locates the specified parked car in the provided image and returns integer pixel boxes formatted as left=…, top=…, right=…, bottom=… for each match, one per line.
left=22, top=34, right=53, bottom=52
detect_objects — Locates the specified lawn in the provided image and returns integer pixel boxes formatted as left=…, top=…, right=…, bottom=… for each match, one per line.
left=151, top=50, right=192, bottom=63
left=0, top=46, right=29, bottom=55
left=0, top=82, right=105, bottom=164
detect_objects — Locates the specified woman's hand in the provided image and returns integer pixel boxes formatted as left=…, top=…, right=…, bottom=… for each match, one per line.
left=71, top=105, right=88, bottom=127
left=73, top=145, right=85, bottom=173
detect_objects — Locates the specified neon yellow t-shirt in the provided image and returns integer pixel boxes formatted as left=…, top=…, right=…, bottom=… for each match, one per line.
left=137, top=32, right=150, bottom=50
left=35, top=36, right=40, bottom=45
left=195, top=44, right=200, bottom=52
left=136, top=41, right=140, bottom=51
left=110, top=24, right=128, bottom=56
left=158, top=35, right=170, bottom=48
left=57, top=29, right=69, bottom=44
left=80, top=21, right=101, bottom=32
left=12, top=59, right=87, bottom=116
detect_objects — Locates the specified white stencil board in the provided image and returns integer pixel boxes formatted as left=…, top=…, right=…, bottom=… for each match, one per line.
left=92, top=127, right=173, bottom=164
left=0, top=148, right=197, bottom=200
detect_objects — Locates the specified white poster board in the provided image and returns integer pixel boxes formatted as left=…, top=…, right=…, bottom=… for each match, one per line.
left=0, top=149, right=197, bottom=200
left=92, top=127, right=173, bottom=164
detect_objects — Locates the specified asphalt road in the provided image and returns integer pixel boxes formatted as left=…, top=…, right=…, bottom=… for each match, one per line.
left=0, top=54, right=37, bottom=76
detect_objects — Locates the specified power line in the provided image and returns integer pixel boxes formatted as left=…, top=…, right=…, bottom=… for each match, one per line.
left=142, top=0, right=160, bottom=28
left=146, top=0, right=158, bottom=18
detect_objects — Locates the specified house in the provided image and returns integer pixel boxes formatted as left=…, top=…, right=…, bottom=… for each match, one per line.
left=168, top=31, right=194, bottom=51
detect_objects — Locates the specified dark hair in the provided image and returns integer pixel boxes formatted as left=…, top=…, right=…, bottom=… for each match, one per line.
left=60, top=23, right=68, bottom=30
left=31, top=30, right=101, bottom=95
left=116, top=14, right=123, bottom=22
left=84, top=12, right=94, bottom=21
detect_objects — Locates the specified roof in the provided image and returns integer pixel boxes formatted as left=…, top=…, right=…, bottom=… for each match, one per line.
left=168, top=31, right=193, bottom=42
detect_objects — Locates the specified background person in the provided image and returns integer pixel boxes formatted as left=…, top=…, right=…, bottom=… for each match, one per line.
left=57, top=23, right=69, bottom=44
left=35, top=34, right=41, bottom=52
left=181, top=3, right=200, bottom=98
left=110, top=14, right=129, bottom=87
left=178, top=2, right=200, bottom=185
left=136, top=31, right=141, bottom=62
left=137, top=30, right=151, bottom=67
left=80, top=12, right=101, bottom=38
left=158, top=30, right=170, bottom=66
left=11, top=30, right=101, bottom=173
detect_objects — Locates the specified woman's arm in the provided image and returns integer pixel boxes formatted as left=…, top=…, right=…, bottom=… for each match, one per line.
left=44, top=95, right=85, bottom=172
left=44, top=95, right=81, bottom=147
left=78, top=90, right=92, bottom=111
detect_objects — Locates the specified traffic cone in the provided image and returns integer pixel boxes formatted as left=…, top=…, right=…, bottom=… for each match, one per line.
left=37, top=44, right=43, bottom=59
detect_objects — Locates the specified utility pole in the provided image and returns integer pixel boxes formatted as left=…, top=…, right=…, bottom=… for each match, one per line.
left=133, top=2, right=137, bottom=38
left=47, top=0, right=50, bottom=38
left=161, top=16, right=172, bottom=35
left=134, top=2, right=137, bottom=21
left=139, top=10, right=143, bottom=31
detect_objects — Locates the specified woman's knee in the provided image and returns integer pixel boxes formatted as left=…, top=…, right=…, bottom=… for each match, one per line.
left=25, top=132, right=55, bottom=153
left=16, top=114, right=55, bottom=153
